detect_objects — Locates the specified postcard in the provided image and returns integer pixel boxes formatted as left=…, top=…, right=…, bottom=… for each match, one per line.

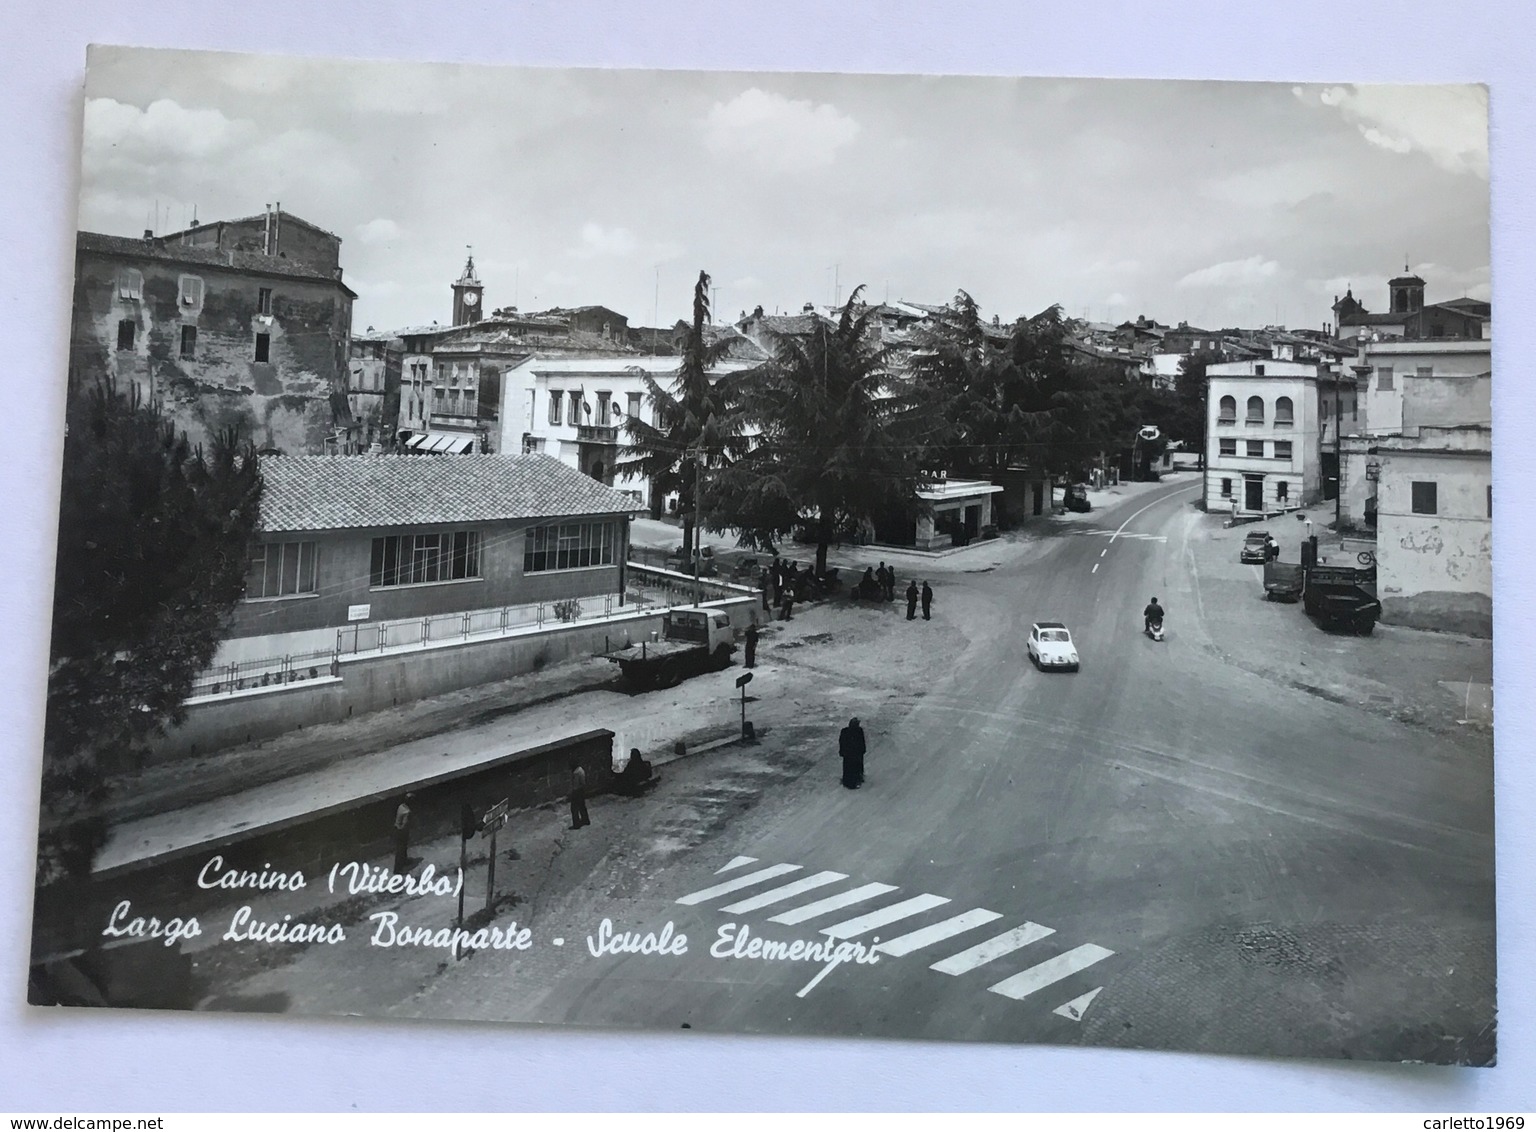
left=29, top=46, right=1494, bottom=1066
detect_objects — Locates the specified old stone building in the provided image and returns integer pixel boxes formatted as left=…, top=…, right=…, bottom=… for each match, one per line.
left=69, top=206, right=356, bottom=454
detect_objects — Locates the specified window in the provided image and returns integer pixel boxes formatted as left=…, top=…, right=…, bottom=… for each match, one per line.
left=1245, top=440, right=1265, bottom=457
left=1217, top=395, right=1237, bottom=423
left=1350, top=396, right=1358, bottom=420
left=1220, top=478, right=1233, bottom=498
left=1254, top=364, right=1266, bottom=376
left=118, top=269, right=143, bottom=301
left=178, top=274, right=204, bottom=309
left=370, top=531, right=482, bottom=587
left=569, top=391, right=583, bottom=422
left=257, top=287, right=272, bottom=315
left=1276, top=481, right=1289, bottom=502
left=116, top=319, right=136, bottom=351
left=627, top=392, right=643, bottom=421
left=1411, top=481, right=1438, bottom=515
left=523, top=521, right=617, bottom=572
left=1274, top=440, right=1293, bottom=460
left=179, top=325, right=197, bottom=359
left=597, top=391, right=611, bottom=426
left=254, top=332, right=271, bottom=363
left=1274, top=395, right=1294, bottom=426
left=1245, top=395, right=1264, bottom=423
left=549, top=391, right=563, bottom=425
left=1377, top=366, right=1394, bottom=391
left=1219, top=438, right=1237, bottom=456
left=1416, top=366, right=1433, bottom=379
left=244, top=541, right=318, bottom=599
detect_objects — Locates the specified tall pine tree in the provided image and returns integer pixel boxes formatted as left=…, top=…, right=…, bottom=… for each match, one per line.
left=40, top=381, right=263, bottom=881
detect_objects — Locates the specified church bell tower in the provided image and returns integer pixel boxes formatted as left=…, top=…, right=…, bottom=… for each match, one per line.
left=452, top=252, right=483, bottom=325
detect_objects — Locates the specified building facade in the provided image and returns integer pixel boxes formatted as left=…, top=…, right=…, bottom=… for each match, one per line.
left=1373, top=425, right=1492, bottom=637
left=1203, top=358, right=1342, bottom=514
left=222, top=453, right=638, bottom=656
left=347, top=329, right=403, bottom=451
left=500, top=355, right=761, bottom=512
left=70, top=207, right=357, bottom=455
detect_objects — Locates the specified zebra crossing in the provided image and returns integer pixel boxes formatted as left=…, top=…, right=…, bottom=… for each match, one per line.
left=1068, top=527, right=1168, bottom=543
left=675, top=856, right=1115, bottom=1018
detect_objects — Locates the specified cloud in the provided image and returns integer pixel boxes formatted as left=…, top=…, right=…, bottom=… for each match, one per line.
left=1176, top=255, right=1283, bottom=289
left=1294, top=83, right=1487, bottom=178
left=573, top=222, right=639, bottom=259
left=703, top=88, right=860, bottom=172
left=84, top=98, right=256, bottom=164
left=356, top=218, right=401, bottom=246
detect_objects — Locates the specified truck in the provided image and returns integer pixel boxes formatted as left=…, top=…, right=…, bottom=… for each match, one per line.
left=602, top=606, right=737, bottom=690
left=1302, top=562, right=1381, bottom=635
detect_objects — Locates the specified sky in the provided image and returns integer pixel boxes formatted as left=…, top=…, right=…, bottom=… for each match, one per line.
left=77, top=47, right=1490, bottom=336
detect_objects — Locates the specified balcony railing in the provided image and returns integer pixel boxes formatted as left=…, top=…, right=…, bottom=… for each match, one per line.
left=577, top=424, right=619, bottom=444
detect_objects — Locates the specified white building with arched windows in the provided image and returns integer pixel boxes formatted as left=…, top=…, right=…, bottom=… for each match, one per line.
left=1204, top=354, right=1358, bottom=516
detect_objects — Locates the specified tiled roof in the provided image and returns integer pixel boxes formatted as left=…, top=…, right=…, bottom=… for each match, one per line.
left=257, top=454, right=639, bottom=534
left=77, top=231, right=355, bottom=295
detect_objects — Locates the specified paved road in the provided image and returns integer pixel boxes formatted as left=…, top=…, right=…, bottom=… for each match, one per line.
left=450, top=481, right=1498, bottom=1063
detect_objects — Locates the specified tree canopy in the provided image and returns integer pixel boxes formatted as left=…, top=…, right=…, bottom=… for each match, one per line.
left=40, top=381, right=263, bottom=880
left=712, top=287, right=929, bottom=573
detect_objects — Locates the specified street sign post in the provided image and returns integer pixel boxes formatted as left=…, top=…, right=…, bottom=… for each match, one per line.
left=735, top=671, right=753, bottom=738
left=480, top=798, right=510, bottom=915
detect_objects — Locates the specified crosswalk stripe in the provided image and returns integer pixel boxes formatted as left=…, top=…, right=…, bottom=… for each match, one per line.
left=1052, top=986, right=1103, bottom=1021
left=930, top=922, right=1055, bottom=975
left=875, top=908, right=1004, bottom=957
left=988, top=943, right=1115, bottom=1001
left=675, top=863, right=802, bottom=905
left=721, top=871, right=849, bottom=914
left=819, top=894, right=952, bottom=940
left=715, top=856, right=759, bottom=874
left=767, top=882, right=900, bottom=926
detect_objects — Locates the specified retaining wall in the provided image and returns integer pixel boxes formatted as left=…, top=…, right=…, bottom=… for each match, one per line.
left=150, top=593, right=760, bottom=762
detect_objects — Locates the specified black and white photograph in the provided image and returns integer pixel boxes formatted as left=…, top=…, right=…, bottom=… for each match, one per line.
left=13, top=28, right=1516, bottom=1097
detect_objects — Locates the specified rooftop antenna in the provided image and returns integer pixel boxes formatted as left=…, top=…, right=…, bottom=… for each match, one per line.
left=834, top=263, right=841, bottom=308
left=653, top=265, right=660, bottom=352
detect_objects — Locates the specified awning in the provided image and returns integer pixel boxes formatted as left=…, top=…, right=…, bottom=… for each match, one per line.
left=407, top=432, right=475, bottom=454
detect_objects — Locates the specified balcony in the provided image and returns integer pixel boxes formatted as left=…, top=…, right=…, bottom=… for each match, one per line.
left=577, top=424, right=619, bottom=444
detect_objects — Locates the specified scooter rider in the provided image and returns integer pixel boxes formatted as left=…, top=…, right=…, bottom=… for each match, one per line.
left=1144, top=596, right=1165, bottom=632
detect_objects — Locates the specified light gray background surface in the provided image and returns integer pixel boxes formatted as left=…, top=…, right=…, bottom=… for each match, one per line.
left=1, top=0, right=1531, bottom=1111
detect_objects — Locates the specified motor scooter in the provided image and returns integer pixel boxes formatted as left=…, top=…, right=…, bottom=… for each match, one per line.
left=1144, top=618, right=1165, bottom=642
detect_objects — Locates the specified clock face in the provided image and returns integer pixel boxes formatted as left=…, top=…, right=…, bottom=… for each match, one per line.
left=462, top=292, right=479, bottom=307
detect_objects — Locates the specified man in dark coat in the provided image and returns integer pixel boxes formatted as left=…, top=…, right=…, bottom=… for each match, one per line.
left=905, top=580, right=919, bottom=620
left=744, top=622, right=759, bottom=668
left=569, top=762, right=590, bottom=829
left=878, top=562, right=893, bottom=601
left=921, top=580, right=934, bottom=620
left=769, top=556, right=783, bottom=604
left=393, top=794, right=414, bottom=872
left=838, top=718, right=866, bottom=789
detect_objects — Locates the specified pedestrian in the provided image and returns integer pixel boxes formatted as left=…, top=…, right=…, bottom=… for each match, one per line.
left=770, top=556, right=783, bottom=604
left=878, top=562, right=893, bottom=601
left=838, top=717, right=867, bottom=789
left=759, top=570, right=771, bottom=612
left=569, top=761, right=590, bottom=830
left=921, top=580, right=934, bottom=621
left=744, top=622, right=758, bottom=668
left=906, top=579, right=919, bottom=620
left=780, top=590, right=795, bottom=622
left=859, top=566, right=878, bottom=600
left=393, top=794, right=413, bottom=873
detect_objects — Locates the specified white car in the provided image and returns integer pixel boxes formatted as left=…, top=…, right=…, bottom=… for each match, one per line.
left=1028, top=621, right=1080, bottom=672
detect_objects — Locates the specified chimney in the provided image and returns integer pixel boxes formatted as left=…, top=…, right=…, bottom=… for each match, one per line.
left=802, top=302, right=814, bottom=312
left=142, top=229, right=154, bottom=240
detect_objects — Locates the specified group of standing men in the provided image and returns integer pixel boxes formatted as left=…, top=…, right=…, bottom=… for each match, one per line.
left=762, top=556, right=805, bottom=621
left=860, top=562, right=935, bottom=622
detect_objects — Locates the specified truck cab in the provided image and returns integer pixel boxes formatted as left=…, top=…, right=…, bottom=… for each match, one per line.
left=664, top=607, right=734, bottom=651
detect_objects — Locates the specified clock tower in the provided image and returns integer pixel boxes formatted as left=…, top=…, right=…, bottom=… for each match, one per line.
left=451, top=252, right=483, bottom=325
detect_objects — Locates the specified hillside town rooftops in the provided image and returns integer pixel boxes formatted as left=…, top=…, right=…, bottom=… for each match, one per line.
left=257, top=453, right=640, bottom=533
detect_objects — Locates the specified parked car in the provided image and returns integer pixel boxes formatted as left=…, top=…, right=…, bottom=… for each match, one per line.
left=1240, top=530, right=1273, bottom=564
left=1027, top=621, right=1080, bottom=672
